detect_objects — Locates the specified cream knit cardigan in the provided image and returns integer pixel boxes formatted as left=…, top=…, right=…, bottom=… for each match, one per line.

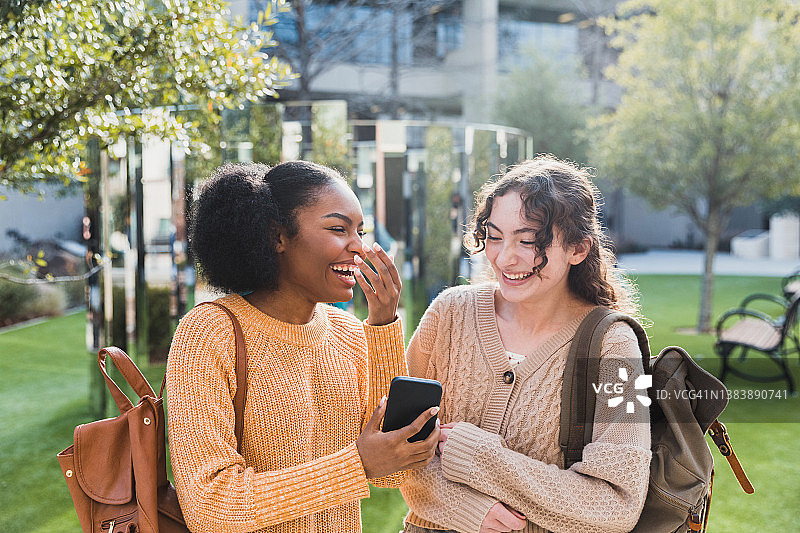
left=401, top=283, right=652, bottom=533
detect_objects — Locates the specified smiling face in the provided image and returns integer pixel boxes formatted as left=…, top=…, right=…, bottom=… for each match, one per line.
left=484, top=192, right=589, bottom=304
left=275, top=179, right=366, bottom=305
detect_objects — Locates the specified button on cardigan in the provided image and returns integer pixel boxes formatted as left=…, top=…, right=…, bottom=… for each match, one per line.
left=166, top=294, right=407, bottom=533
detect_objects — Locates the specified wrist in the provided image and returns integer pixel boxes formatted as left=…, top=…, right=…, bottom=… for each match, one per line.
left=366, top=314, right=398, bottom=327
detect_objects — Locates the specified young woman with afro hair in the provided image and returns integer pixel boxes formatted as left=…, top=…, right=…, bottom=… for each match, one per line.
left=166, top=160, right=439, bottom=533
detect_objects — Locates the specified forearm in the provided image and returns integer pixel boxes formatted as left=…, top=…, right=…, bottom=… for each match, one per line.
left=400, top=456, right=498, bottom=533
left=363, top=317, right=407, bottom=411
left=441, top=423, right=650, bottom=533
left=363, top=317, right=408, bottom=487
left=173, top=440, right=369, bottom=532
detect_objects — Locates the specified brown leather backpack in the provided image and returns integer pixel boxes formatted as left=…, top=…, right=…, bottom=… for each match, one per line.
left=560, top=308, right=754, bottom=533
left=57, top=301, right=246, bottom=533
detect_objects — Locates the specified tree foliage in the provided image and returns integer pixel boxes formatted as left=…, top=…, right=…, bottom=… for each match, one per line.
left=494, top=50, right=591, bottom=164
left=0, top=0, right=293, bottom=194
left=589, top=0, right=800, bottom=331
left=422, top=126, right=457, bottom=294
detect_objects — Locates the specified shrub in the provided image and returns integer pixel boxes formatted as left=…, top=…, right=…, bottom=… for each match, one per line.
left=57, top=280, right=86, bottom=308
left=23, top=284, right=66, bottom=318
left=0, top=277, right=37, bottom=326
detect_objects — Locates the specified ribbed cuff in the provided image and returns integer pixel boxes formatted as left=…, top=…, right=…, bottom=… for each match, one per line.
left=441, top=422, right=500, bottom=486
left=449, top=489, right=501, bottom=533
left=405, top=488, right=498, bottom=533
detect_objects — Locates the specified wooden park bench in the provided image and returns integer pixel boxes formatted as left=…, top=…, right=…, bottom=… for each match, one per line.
left=714, top=292, right=800, bottom=395
left=782, top=269, right=800, bottom=300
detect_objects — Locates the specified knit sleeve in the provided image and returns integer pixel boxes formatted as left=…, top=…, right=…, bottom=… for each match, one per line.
left=440, top=322, right=652, bottom=533
left=166, top=309, right=370, bottom=532
left=362, top=316, right=409, bottom=488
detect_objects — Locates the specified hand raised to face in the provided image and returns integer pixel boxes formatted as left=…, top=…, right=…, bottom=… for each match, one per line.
left=354, top=242, right=402, bottom=326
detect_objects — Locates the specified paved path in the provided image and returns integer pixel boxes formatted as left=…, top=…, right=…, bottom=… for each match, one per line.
left=618, top=249, right=798, bottom=277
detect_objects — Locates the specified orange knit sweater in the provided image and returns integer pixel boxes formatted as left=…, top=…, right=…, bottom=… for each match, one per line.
left=166, top=294, right=407, bottom=533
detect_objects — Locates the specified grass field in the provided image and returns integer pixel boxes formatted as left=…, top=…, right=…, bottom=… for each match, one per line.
left=1, top=275, right=798, bottom=532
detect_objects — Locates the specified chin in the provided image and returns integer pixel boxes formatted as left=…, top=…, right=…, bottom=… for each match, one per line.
left=328, top=289, right=354, bottom=304
left=497, top=282, right=537, bottom=301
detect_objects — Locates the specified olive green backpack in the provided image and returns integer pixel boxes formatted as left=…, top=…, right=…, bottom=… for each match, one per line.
left=560, top=308, right=754, bottom=533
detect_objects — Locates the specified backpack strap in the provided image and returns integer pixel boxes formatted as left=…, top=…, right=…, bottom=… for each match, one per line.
left=708, top=420, right=755, bottom=494
left=160, top=300, right=248, bottom=454
left=560, top=307, right=650, bottom=468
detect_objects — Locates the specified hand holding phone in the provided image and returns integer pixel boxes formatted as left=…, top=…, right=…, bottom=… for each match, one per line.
left=382, top=376, right=442, bottom=442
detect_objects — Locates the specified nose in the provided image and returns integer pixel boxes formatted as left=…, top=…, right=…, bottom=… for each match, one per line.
left=494, top=241, right=517, bottom=268
left=348, top=231, right=364, bottom=256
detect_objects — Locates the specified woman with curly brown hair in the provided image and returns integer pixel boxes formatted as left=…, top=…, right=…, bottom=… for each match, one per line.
left=166, top=161, right=439, bottom=533
left=400, top=155, right=651, bottom=533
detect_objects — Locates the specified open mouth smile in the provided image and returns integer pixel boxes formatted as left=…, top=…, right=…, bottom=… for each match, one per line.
left=331, top=264, right=358, bottom=286
left=503, top=270, right=534, bottom=281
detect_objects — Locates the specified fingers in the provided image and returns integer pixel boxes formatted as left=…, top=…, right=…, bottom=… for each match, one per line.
left=369, top=242, right=402, bottom=288
left=481, top=503, right=527, bottom=532
left=409, top=418, right=440, bottom=456
left=494, top=503, right=527, bottom=530
left=356, top=242, right=401, bottom=326
left=437, top=425, right=450, bottom=455
left=505, top=506, right=526, bottom=521
left=403, top=423, right=440, bottom=469
left=364, top=396, right=387, bottom=432
left=356, top=243, right=401, bottom=295
left=399, top=405, right=440, bottom=440
left=354, top=254, right=382, bottom=294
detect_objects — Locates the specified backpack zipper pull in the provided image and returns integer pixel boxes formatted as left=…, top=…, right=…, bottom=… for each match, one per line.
left=708, top=420, right=754, bottom=494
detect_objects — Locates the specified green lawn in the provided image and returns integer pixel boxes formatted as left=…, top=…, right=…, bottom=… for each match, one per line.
left=1, top=275, right=798, bottom=532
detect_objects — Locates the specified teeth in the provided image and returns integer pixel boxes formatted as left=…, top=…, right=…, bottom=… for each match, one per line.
left=331, top=264, right=357, bottom=274
left=505, top=271, right=533, bottom=280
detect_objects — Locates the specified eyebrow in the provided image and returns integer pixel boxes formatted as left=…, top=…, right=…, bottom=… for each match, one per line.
left=486, top=221, right=538, bottom=235
left=322, top=213, right=364, bottom=227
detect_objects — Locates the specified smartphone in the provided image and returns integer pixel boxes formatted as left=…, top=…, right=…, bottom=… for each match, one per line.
left=382, top=376, right=442, bottom=442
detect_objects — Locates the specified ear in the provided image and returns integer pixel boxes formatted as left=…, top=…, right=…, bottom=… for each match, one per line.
left=274, top=230, right=288, bottom=253
left=569, top=237, right=591, bottom=266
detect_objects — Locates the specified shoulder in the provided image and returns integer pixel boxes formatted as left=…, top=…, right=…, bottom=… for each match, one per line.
left=324, top=303, right=361, bottom=325
left=177, top=300, right=238, bottom=336
left=173, top=299, right=238, bottom=353
left=323, top=304, right=365, bottom=337
left=599, top=318, right=648, bottom=370
left=429, top=282, right=486, bottom=312
left=168, top=299, right=240, bottom=380
left=604, top=320, right=642, bottom=344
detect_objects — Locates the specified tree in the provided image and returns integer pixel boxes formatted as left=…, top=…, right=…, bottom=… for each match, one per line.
left=0, top=0, right=292, bottom=194
left=589, top=0, right=800, bottom=332
left=494, top=49, right=592, bottom=164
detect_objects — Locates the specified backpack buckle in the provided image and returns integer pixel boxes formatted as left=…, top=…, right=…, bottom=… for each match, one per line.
left=708, top=420, right=731, bottom=456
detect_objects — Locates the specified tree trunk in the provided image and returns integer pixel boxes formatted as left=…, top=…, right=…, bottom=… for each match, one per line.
left=698, top=210, right=723, bottom=333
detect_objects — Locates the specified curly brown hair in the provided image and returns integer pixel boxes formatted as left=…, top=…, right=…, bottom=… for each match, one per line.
left=466, top=155, right=639, bottom=316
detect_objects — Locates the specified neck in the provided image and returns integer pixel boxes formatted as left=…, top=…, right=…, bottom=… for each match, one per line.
left=244, top=287, right=317, bottom=325
left=495, top=288, right=591, bottom=334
